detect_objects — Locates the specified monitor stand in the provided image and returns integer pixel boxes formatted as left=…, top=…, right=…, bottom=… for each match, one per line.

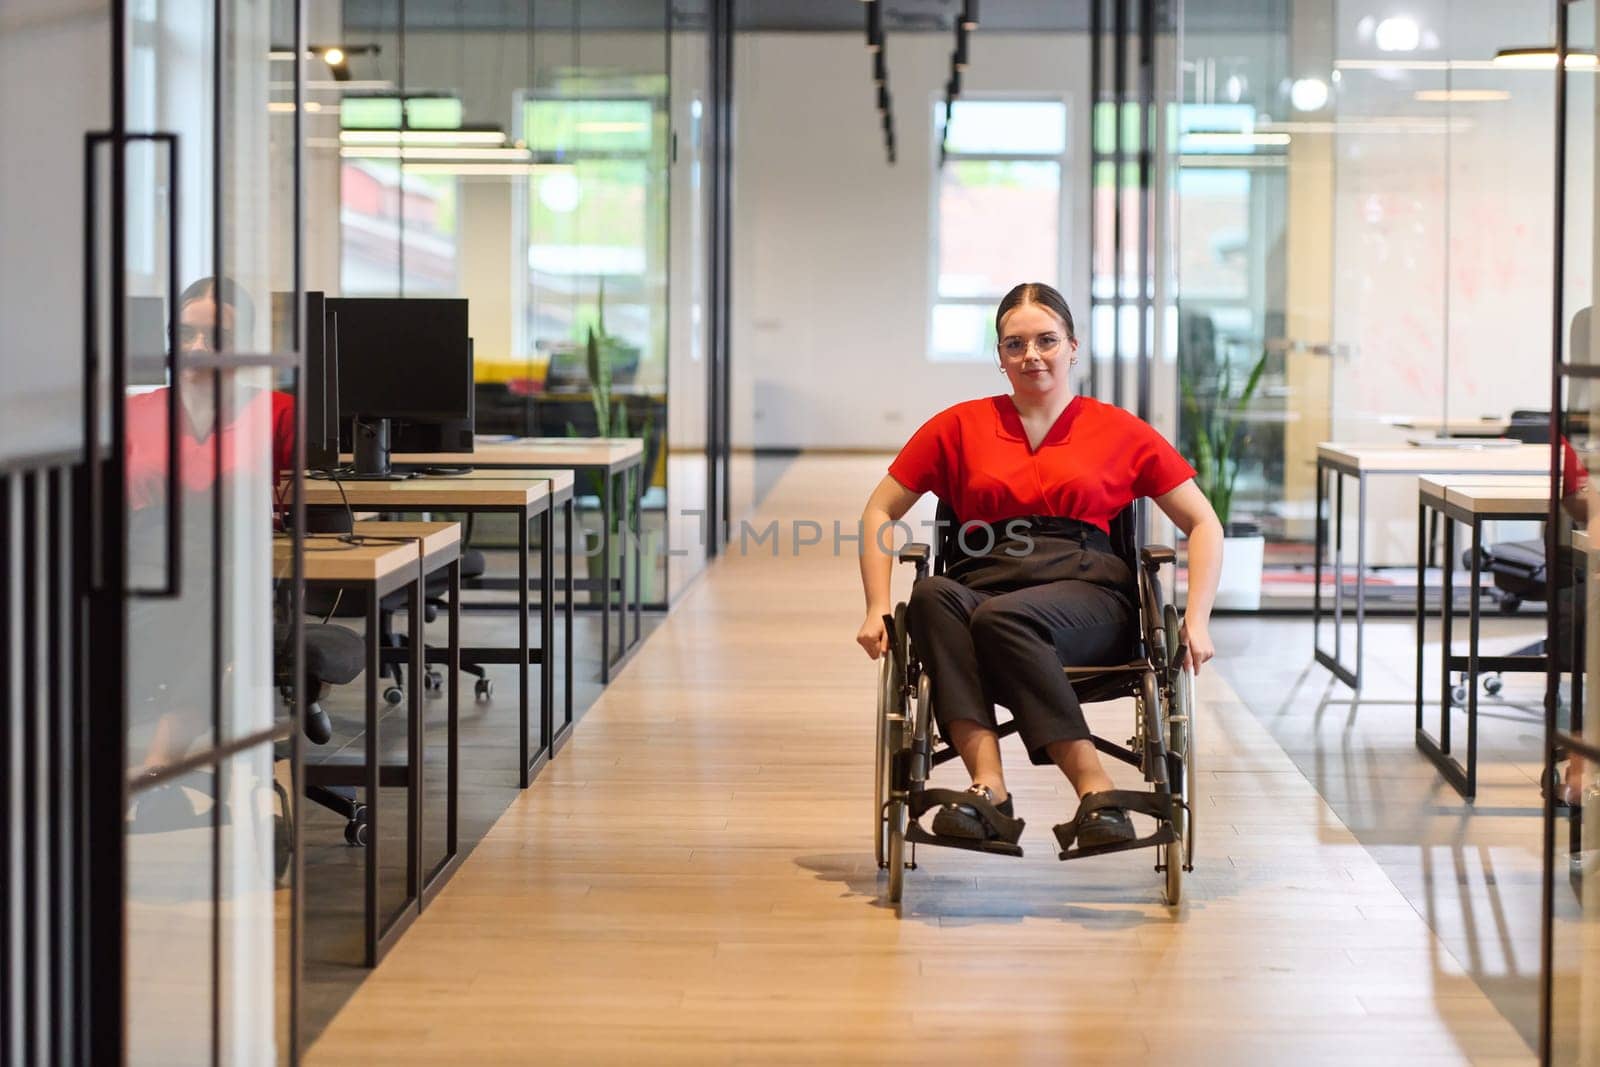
left=345, top=416, right=413, bottom=480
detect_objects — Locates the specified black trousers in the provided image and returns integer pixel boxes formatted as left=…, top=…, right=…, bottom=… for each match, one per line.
left=906, top=536, right=1135, bottom=766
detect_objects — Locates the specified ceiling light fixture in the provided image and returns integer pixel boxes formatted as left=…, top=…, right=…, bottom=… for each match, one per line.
left=1493, top=46, right=1600, bottom=69
left=1185, top=131, right=1292, bottom=147
left=1413, top=88, right=1511, bottom=102
left=1374, top=16, right=1421, bottom=53
left=340, top=128, right=508, bottom=147
left=1289, top=77, right=1330, bottom=111
left=339, top=145, right=536, bottom=162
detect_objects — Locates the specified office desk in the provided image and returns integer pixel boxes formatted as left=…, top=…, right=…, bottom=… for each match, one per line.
left=277, top=534, right=426, bottom=966
left=1315, top=442, right=1549, bottom=690
left=1414, top=476, right=1551, bottom=799
left=302, top=475, right=561, bottom=785
left=383, top=437, right=645, bottom=683
left=349, top=521, right=463, bottom=904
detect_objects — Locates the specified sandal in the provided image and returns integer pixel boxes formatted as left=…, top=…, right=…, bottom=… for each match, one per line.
left=1075, top=798, right=1135, bottom=849
left=930, top=784, right=1020, bottom=843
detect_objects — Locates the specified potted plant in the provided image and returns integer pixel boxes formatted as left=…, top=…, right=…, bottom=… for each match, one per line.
left=1181, top=344, right=1270, bottom=610
left=569, top=281, right=657, bottom=599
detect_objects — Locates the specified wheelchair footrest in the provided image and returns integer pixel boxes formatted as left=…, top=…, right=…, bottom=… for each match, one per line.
left=905, top=822, right=1025, bottom=858
left=1052, top=789, right=1175, bottom=860
left=1056, top=825, right=1174, bottom=862
left=909, top=788, right=1026, bottom=845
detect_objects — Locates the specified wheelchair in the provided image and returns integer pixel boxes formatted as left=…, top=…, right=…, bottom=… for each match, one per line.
left=873, top=502, right=1197, bottom=908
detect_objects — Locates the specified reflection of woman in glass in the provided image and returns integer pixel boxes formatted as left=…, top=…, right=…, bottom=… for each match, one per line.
left=126, top=277, right=294, bottom=813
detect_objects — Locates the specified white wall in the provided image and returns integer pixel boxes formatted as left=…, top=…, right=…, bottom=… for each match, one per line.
left=0, top=2, right=110, bottom=465
left=730, top=32, right=1092, bottom=451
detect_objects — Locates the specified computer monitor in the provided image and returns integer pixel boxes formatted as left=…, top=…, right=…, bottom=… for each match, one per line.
left=326, top=297, right=474, bottom=455
left=272, top=290, right=338, bottom=471
left=128, top=295, right=168, bottom=386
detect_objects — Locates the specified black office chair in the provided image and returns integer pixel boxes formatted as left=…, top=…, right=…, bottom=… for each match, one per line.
left=1459, top=409, right=1554, bottom=702
left=273, top=620, right=366, bottom=877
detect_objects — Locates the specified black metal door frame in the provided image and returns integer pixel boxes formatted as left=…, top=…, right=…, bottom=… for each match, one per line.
left=1088, top=0, right=1158, bottom=422
left=82, top=1, right=309, bottom=1063
left=1542, top=3, right=1600, bottom=1061
left=706, top=0, right=734, bottom=557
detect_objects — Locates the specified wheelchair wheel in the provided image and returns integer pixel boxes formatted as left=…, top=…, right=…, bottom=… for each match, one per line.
left=874, top=654, right=896, bottom=869
left=876, top=605, right=910, bottom=864
left=885, top=799, right=907, bottom=904
left=1162, top=663, right=1197, bottom=907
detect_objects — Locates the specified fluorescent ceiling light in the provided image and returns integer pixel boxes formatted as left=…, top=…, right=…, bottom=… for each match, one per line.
left=339, top=129, right=508, bottom=146
left=1375, top=16, right=1421, bottom=53
left=1413, top=89, right=1510, bottom=102
left=1493, top=47, right=1599, bottom=69
left=267, top=101, right=327, bottom=113
left=339, top=146, right=534, bottom=161
left=1185, top=132, right=1291, bottom=147
left=574, top=122, right=646, bottom=134
left=1257, top=118, right=1466, bottom=134
left=1290, top=77, right=1330, bottom=111
left=401, top=162, right=576, bottom=176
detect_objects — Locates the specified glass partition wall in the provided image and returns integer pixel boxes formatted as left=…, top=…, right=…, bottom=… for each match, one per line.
left=89, top=0, right=307, bottom=1062
left=332, top=4, right=677, bottom=606
left=1548, top=2, right=1600, bottom=1060
left=1176, top=1, right=1561, bottom=612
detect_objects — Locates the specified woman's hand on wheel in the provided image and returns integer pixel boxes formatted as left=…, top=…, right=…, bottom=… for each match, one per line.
left=857, top=612, right=889, bottom=660
left=1180, top=617, right=1214, bottom=675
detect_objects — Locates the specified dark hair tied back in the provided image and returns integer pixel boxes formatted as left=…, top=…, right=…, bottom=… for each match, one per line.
left=995, top=282, right=1075, bottom=342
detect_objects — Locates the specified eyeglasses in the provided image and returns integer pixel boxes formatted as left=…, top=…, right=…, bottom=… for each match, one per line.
left=999, top=335, right=1062, bottom=360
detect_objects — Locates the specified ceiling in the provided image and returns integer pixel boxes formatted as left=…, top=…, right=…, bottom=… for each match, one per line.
left=341, top=1, right=1281, bottom=35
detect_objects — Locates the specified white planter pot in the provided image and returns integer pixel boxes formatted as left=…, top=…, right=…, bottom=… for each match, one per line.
left=1214, top=533, right=1266, bottom=610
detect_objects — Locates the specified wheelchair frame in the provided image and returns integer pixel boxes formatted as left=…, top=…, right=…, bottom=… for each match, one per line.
left=873, top=503, right=1197, bottom=908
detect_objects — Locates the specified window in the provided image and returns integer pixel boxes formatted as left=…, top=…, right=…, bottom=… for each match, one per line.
left=339, top=96, right=462, bottom=295
left=522, top=94, right=667, bottom=385
left=930, top=99, right=1070, bottom=362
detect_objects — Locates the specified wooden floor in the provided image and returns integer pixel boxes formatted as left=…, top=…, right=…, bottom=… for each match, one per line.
left=308, top=457, right=1535, bottom=1066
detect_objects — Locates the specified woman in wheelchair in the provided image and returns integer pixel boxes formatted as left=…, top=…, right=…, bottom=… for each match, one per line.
left=856, top=282, right=1223, bottom=856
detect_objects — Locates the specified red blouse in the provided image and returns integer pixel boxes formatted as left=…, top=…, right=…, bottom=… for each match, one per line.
left=888, top=395, right=1196, bottom=532
left=126, top=388, right=295, bottom=511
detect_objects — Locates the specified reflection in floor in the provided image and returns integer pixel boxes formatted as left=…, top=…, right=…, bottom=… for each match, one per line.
left=304, top=455, right=1539, bottom=1063
left=1213, top=612, right=1549, bottom=1048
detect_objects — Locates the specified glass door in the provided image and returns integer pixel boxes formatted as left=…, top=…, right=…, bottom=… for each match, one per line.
left=89, top=0, right=307, bottom=1062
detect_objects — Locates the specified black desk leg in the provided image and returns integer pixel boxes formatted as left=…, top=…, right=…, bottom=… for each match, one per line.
left=541, top=506, right=554, bottom=757
left=601, top=469, right=613, bottom=685
left=559, top=499, right=575, bottom=748
left=617, top=468, right=628, bottom=668
left=1467, top=517, right=1482, bottom=798
left=632, top=462, right=642, bottom=647
left=447, top=556, right=459, bottom=864
left=1416, top=502, right=1426, bottom=736
left=407, top=576, right=422, bottom=905
left=364, top=592, right=380, bottom=966
left=518, top=512, right=532, bottom=788
left=1442, top=517, right=1455, bottom=755
left=1314, top=460, right=1325, bottom=650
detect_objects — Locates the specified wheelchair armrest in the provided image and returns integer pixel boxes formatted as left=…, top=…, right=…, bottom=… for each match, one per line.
left=1140, top=544, right=1176, bottom=569
left=897, top=542, right=930, bottom=567
left=898, top=542, right=932, bottom=579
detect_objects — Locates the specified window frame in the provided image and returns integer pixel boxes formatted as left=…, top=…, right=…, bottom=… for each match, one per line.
left=927, top=93, right=1074, bottom=363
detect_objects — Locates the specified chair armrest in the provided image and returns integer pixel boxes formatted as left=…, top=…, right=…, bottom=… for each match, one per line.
left=1140, top=544, right=1176, bottom=568
left=897, top=543, right=930, bottom=567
